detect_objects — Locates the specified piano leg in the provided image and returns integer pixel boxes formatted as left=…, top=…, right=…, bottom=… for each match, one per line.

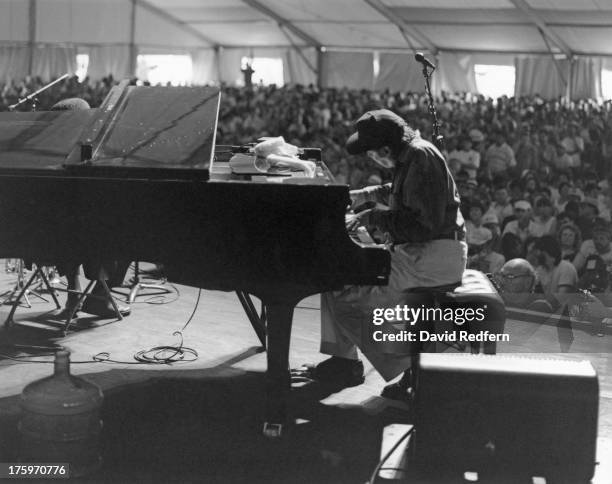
left=262, top=299, right=295, bottom=438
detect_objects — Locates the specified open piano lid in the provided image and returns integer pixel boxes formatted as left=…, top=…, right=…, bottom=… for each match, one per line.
left=64, top=82, right=219, bottom=180
left=0, top=81, right=220, bottom=180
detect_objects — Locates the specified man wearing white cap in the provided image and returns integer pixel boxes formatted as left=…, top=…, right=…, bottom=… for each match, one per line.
left=502, top=200, right=537, bottom=244
left=467, top=227, right=505, bottom=274
left=296, top=109, right=467, bottom=397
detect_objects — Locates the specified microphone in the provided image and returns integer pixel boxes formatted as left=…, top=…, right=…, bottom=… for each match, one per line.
left=415, top=52, right=436, bottom=70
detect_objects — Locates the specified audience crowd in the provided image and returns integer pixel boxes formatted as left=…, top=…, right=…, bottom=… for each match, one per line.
left=217, top=83, right=612, bottom=307
left=3, top=75, right=612, bottom=305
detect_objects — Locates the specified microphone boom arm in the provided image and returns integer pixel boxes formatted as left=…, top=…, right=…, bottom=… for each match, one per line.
left=8, top=73, right=71, bottom=111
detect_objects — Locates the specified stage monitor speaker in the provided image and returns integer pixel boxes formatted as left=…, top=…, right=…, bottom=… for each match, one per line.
left=414, top=353, right=598, bottom=483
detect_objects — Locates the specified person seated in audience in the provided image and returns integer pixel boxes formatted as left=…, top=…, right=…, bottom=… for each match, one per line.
left=465, top=200, right=490, bottom=247
left=468, top=128, right=485, bottom=158
left=495, top=258, right=539, bottom=309
left=455, top=170, right=474, bottom=199
left=557, top=222, right=582, bottom=262
left=482, top=211, right=501, bottom=238
left=556, top=211, right=574, bottom=228
left=485, top=185, right=514, bottom=225
left=533, top=236, right=579, bottom=311
left=503, top=200, right=537, bottom=244
left=484, top=130, right=516, bottom=179
left=500, top=232, right=525, bottom=261
left=554, top=144, right=573, bottom=172
left=448, top=136, right=480, bottom=180
left=538, top=130, right=557, bottom=169
left=507, top=179, right=524, bottom=205
left=524, top=236, right=541, bottom=269
left=555, top=182, right=572, bottom=213
left=467, top=230, right=505, bottom=274
left=583, top=182, right=601, bottom=206
left=521, top=172, right=540, bottom=204
left=562, top=199, right=580, bottom=224
left=573, top=219, right=612, bottom=276
left=531, top=196, right=557, bottom=238
left=576, top=199, right=599, bottom=240
left=514, top=126, right=539, bottom=175
left=561, top=122, right=585, bottom=173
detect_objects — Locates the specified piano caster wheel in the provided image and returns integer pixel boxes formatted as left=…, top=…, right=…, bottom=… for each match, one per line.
left=262, top=422, right=283, bottom=438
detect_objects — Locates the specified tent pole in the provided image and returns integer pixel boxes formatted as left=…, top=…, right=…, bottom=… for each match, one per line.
left=28, top=0, right=36, bottom=75
left=129, top=0, right=137, bottom=78
left=567, top=58, right=574, bottom=100
left=317, top=47, right=323, bottom=88
left=215, top=46, right=222, bottom=85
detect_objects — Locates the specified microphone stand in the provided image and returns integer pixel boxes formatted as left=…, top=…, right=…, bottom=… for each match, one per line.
left=420, top=64, right=444, bottom=150
left=8, top=73, right=70, bottom=111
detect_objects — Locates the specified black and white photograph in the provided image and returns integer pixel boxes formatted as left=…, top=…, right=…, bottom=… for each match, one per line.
left=0, top=0, right=611, bottom=482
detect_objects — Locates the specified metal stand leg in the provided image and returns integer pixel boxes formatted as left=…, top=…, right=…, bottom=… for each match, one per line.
left=35, top=267, right=61, bottom=309
left=3, top=265, right=62, bottom=331
left=99, top=278, right=124, bottom=321
left=63, top=280, right=95, bottom=335
left=4, top=269, right=40, bottom=330
left=126, top=261, right=172, bottom=303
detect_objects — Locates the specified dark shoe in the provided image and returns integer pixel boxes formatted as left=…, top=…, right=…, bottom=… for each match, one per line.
left=381, top=370, right=413, bottom=403
left=53, top=307, right=80, bottom=321
left=140, top=264, right=165, bottom=280
left=82, top=298, right=130, bottom=318
left=292, top=356, right=365, bottom=388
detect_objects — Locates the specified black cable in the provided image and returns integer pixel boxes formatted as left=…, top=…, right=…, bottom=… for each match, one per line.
left=133, top=331, right=198, bottom=364
left=367, top=427, right=414, bottom=484
left=181, top=287, right=202, bottom=332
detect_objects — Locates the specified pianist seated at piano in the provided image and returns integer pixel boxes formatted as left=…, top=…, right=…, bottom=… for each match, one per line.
left=295, top=109, right=467, bottom=400
left=50, top=97, right=131, bottom=319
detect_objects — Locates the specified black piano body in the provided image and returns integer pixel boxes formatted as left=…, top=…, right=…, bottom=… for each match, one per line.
left=0, top=83, right=390, bottom=435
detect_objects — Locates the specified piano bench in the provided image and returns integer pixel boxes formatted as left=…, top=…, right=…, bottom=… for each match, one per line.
left=434, top=269, right=506, bottom=354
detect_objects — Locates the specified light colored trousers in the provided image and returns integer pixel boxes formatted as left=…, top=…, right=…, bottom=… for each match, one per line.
left=321, top=239, right=467, bottom=381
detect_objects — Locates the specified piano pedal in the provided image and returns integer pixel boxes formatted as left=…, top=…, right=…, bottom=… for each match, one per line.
left=262, top=422, right=283, bottom=438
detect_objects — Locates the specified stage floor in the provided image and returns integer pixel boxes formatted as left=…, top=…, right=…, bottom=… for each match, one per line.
left=0, top=263, right=610, bottom=483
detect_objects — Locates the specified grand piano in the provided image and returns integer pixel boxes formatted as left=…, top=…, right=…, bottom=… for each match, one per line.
left=0, top=83, right=391, bottom=436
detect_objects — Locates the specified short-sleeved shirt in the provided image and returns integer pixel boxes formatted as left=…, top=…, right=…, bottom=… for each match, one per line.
left=447, top=149, right=480, bottom=179
left=573, top=240, right=612, bottom=272
left=537, top=260, right=578, bottom=295
left=485, top=143, right=516, bottom=174
left=530, top=216, right=557, bottom=238
left=502, top=219, right=538, bottom=243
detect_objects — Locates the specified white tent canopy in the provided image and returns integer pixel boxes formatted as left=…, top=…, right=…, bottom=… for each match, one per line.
left=1, top=0, right=612, bottom=97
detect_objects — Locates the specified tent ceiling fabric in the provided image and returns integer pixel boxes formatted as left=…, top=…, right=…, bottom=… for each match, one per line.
left=144, top=0, right=612, bottom=55
left=1, top=0, right=612, bottom=56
